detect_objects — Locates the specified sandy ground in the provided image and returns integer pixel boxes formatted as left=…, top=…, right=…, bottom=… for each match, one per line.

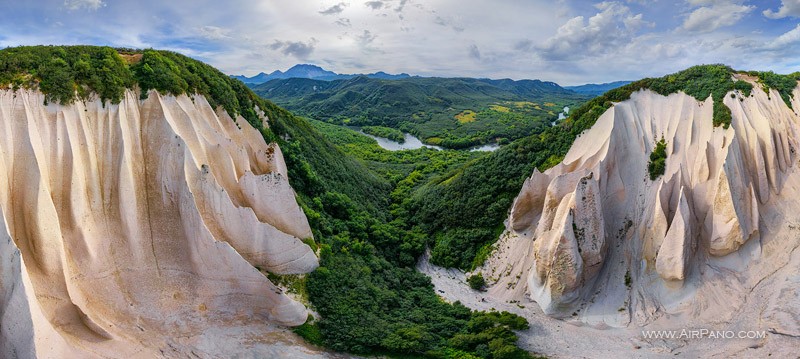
left=418, top=252, right=659, bottom=359
left=417, top=249, right=799, bottom=359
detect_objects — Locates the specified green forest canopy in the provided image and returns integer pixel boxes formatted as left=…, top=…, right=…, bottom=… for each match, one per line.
left=0, top=45, right=266, bottom=129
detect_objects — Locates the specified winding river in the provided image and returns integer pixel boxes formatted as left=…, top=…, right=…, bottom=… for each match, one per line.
left=357, top=129, right=500, bottom=152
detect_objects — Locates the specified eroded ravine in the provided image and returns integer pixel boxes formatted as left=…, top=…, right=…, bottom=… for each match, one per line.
left=0, top=89, right=328, bottom=358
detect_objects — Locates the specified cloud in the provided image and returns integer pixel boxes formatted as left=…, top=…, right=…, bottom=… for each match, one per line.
left=9, top=0, right=800, bottom=85
left=766, top=24, right=800, bottom=48
left=764, top=0, right=800, bottom=19
left=395, top=0, right=409, bottom=13
left=682, top=0, right=754, bottom=33
left=365, top=1, right=385, bottom=10
left=269, top=39, right=318, bottom=59
left=319, top=2, right=348, bottom=15
left=197, top=26, right=231, bottom=40
left=468, top=44, right=481, bottom=60
left=514, top=39, right=533, bottom=52
left=64, top=0, right=105, bottom=10
left=434, top=15, right=464, bottom=32
left=537, top=2, right=647, bottom=60
left=357, top=30, right=377, bottom=46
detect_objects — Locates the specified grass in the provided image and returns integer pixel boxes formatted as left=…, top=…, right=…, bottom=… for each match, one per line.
left=489, top=104, right=511, bottom=113
left=362, top=125, right=405, bottom=143
left=507, top=101, right=536, bottom=108
left=455, top=109, right=477, bottom=123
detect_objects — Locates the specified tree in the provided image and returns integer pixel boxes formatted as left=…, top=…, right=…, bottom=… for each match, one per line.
left=467, top=273, right=486, bottom=290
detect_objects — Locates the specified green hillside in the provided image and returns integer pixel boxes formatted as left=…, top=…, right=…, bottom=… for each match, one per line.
left=252, top=76, right=588, bottom=149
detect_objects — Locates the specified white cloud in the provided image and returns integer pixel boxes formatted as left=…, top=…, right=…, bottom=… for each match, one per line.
left=468, top=44, right=480, bottom=60
left=64, top=0, right=105, bottom=11
left=681, top=0, right=754, bottom=33
left=269, top=39, right=319, bottom=59
left=537, top=2, right=648, bottom=60
left=319, top=2, right=348, bottom=15
left=197, top=26, right=231, bottom=40
left=766, top=24, right=800, bottom=48
left=335, top=18, right=352, bottom=27
left=764, top=0, right=800, bottom=19
left=356, top=30, right=377, bottom=46
left=365, top=1, right=386, bottom=10
left=8, top=0, right=800, bottom=85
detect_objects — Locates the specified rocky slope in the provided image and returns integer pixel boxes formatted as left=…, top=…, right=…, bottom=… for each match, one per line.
left=0, top=89, right=322, bottom=358
left=483, top=74, right=800, bottom=348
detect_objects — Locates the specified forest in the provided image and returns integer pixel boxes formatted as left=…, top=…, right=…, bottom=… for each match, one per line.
left=252, top=76, right=587, bottom=149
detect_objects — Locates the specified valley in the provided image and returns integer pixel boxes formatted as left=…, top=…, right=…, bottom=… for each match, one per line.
left=279, top=64, right=800, bottom=359
left=253, top=76, right=589, bottom=150
left=1, top=42, right=800, bottom=359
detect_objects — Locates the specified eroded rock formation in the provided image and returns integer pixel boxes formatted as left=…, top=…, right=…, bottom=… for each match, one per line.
left=0, top=89, right=319, bottom=358
left=484, top=77, right=800, bottom=336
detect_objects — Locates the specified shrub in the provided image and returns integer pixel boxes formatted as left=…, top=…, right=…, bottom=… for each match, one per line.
left=648, top=138, right=667, bottom=180
left=294, top=315, right=324, bottom=346
left=467, top=273, right=486, bottom=290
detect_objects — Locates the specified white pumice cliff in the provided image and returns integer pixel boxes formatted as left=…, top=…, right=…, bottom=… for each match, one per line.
left=483, top=76, right=800, bottom=343
left=0, top=89, right=323, bottom=358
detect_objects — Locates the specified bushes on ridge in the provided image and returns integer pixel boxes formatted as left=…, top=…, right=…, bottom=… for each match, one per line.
left=0, top=45, right=266, bottom=128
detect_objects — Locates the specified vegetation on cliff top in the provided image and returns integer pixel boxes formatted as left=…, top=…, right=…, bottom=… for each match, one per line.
left=748, top=70, right=800, bottom=108
left=0, top=45, right=265, bottom=129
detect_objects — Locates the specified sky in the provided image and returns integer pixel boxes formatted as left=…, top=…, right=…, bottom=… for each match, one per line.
left=2, top=0, right=800, bottom=85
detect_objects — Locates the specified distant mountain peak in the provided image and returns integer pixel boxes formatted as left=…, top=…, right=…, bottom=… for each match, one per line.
left=287, top=64, right=325, bottom=70
left=231, top=64, right=412, bottom=84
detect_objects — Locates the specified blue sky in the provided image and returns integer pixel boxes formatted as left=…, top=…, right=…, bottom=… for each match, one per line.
left=2, top=0, right=800, bottom=85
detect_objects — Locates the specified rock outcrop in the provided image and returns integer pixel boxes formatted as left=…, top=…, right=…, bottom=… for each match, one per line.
left=0, top=89, right=319, bottom=358
left=484, top=76, right=800, bottom=337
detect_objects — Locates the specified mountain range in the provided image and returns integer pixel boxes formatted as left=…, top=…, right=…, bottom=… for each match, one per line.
left=565, top=80, right=632, bottom=95
left=232, top=64, right=412, bottom=83
left=234, top=64, right=633, bottom=96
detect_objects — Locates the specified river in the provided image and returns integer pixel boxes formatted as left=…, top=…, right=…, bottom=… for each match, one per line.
left=356, top=129, right=500, bottom=152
